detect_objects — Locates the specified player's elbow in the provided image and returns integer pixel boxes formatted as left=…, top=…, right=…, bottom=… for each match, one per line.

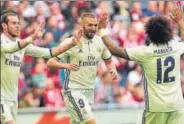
left=104, top=58, right=113, bottom=65
left=46, top=58, right=56, bottom=69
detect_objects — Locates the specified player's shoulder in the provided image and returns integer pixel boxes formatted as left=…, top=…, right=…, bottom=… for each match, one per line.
left=0, top=33, right=8, bottom=43
left=167, top=39, right=183, bottom=51
left=126, top=45, right=151, bottom=57
left=92, top=35, right=105, bottom=46
left=1, top=33, right=19, bottom=43
left=93, top=35, right=102, bottom=42
left=128, top=45, right=149, bottom=51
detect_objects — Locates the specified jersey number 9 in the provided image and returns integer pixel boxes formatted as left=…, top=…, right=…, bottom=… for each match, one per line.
left=78, top=99, right=85, bottom=108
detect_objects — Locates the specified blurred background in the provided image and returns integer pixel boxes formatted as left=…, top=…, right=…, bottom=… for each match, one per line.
left=1, top=1, right=184, bottom=124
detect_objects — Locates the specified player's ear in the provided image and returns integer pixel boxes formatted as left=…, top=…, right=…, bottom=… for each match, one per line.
left=2, top=23, right=7, bottom=30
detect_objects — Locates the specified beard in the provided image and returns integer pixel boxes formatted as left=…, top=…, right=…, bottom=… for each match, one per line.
left=83, top=27, right=96, bottom=39
left=9, top=32, right=18, bottom=37
left=8, top=26, right=19, bottom=38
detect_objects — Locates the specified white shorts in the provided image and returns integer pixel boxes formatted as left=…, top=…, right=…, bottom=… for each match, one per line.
left=62, top=89, right=94, bottom=124
left=1, top=100, right=17, bottom=124
left=142, top=110, right=184, bottom=124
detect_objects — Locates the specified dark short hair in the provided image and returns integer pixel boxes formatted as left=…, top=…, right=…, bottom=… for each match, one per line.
left=1, top=10, right=18, bottom=23
left=81, top=12, right=96, bottom=20
left=0, top=10, right=18, bottom=32
left=145, top=16, right=173, bottom=45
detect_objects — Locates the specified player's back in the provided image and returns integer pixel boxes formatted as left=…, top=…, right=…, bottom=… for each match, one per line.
left=126, top=39, right=184, bottom=112
left=142, top=40, right=184, bottom=112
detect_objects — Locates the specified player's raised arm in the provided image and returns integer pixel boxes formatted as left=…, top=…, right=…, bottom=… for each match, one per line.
left=98, top=13, right=129, bottom=59
left=24, top=30, right=82, bottom=58
left=170, top=4, right=184, bottom=40
left=50, top=30, right=82, bottom=57
left=1, top=21, right=45, bottom=53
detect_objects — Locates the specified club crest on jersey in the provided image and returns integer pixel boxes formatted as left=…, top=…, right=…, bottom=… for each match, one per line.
left=77, top=47, right=83, bottom=53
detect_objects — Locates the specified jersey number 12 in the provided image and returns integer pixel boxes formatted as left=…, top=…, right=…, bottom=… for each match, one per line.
left=157, top=56, right=175, bottom=84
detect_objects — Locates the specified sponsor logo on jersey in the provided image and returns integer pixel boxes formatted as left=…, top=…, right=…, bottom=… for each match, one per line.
left=5, top=55, right=21, bottom=67
left=5, top=59, right=21, bottom=67
left=79, top=60, right=99, bottom=67
left=77, top=47, right=83, bottom=53
left=79, top=55, right=99, bottom=66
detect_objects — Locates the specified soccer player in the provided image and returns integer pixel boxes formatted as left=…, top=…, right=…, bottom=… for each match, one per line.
left=0, top=10, right=81, bottom=124
left=47, top=13, right=118, bottom=124
left=98, top=5, right=184, bottom=124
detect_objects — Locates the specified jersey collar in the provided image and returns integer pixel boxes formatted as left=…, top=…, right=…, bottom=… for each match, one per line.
left=1, top=33, right=20, bottom=43
left=81, top=36, right=94, bottom=44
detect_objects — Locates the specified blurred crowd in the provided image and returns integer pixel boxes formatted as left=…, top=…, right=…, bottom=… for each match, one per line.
left=1, top=1, right=184, bottom=108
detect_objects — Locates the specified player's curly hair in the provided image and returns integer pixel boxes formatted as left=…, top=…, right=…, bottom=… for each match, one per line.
left=145, top=16, right=173, bottom=45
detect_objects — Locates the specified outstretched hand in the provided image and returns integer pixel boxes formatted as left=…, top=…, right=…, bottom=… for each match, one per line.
left=71, top=29, right=83, bottom=46
left=98, top=13, right=109, bottom=30
left=109, top=69, right=118, bottom=80
left=32, top=21, right=45, bottom=40
left=170, top=4, right=183, bottom=23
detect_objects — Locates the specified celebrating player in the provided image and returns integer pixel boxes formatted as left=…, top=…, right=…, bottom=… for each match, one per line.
left=47, top=13, right=118, bottom=124
left=98, top=5, right=184, bottom=124
left=0, top=10, right=81, bottom=124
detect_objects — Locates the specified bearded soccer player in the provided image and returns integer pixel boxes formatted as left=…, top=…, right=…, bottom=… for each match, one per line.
left=0, top=10, right=81, bottom=124
left=98, top=5, right=184, bottom=124
left=47, top=13, right=118, bottom=124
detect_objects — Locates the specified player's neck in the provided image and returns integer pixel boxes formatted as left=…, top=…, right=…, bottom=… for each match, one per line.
left=83, top=34, right=93, bottom=40
left=3, top=32, right=17, bottom=41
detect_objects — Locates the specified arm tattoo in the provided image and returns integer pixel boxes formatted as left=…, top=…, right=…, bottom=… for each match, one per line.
left=102, top=36, right=128, bottom=59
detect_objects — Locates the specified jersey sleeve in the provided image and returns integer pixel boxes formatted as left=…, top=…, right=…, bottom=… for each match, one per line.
left=100, top=38, right=112, bottom=60
left=125, top=46, right=147, bottom=64
left=101, top=46, right=112, bottom=60
left=24, top=44, right=51, bottom=58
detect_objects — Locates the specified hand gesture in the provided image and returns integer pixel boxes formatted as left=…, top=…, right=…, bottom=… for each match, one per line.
left=32, top=21, right=45, bottom=40
left=98, top=13, right=109, bottom=30
left=71, top=29, right=83, bottom=46
left=65, top=64, right=79, bottom=71
left=170, top=4, right=183, bottom=23
left=109, top=69, right=118, bottom=80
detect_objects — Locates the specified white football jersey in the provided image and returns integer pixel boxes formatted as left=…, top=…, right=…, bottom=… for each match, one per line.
left=126, top=39, right=184, bottom=112
left=1, top=33, right=51, bottom=101
left=57, top=35, right=112, bottom=89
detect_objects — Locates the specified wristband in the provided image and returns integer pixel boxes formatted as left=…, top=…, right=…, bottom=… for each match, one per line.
left=98, top=28, right=109, bottom=37
left=25, top=37, right=33, bottom=44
